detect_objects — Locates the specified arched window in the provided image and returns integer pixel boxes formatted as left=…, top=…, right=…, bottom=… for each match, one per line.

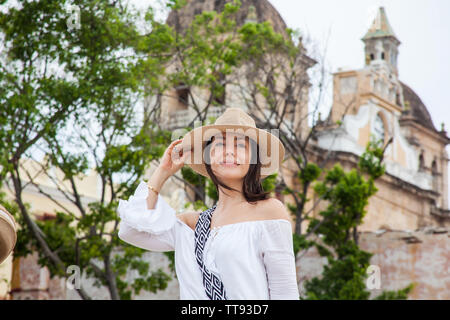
left=418, top=153, right=425, bottom=172
left=431, top=158, right=438, bottom=190
left=175, top=82, right=190, bottom=106
left=431, top=159, right=438, bottom=175
left=396, top=92, right=401, bottom=106
left=372, top=114, right=385, bottom=144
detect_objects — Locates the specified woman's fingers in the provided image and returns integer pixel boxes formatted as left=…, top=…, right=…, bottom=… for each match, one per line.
left=166, top=139, right=181, bottom=158
left=173, top=152, right=187, bottom=167
left=173, top=144, right=192, bottom=167
left=168, top=139, right=182, bottom=153
left=169, top=139, right=185, bottom=165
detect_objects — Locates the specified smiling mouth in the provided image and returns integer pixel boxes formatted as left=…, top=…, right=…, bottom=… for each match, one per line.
left=220, top=162, right=240, bottom=167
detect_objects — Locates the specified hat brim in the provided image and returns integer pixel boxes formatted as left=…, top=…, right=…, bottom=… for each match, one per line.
left=0, top=206, right=17, bottom=264
left=180, top=124, right=285, bottom=179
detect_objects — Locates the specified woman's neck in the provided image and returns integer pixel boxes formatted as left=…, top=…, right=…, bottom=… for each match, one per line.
left=215, top=181, right=246, bottom=214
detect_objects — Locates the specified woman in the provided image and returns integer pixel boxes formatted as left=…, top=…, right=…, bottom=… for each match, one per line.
left=118, top=107, right=299, bottom=300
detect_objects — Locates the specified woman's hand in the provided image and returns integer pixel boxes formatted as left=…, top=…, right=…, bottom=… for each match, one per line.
left=157, top=139, right=191, bottom=179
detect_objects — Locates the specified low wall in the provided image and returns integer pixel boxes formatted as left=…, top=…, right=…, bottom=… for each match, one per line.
left=296, top=226, right=450, bottom=300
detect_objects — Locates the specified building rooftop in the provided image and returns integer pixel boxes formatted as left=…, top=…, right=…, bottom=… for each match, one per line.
left=362, top=6, right=399, bottom=42
left=166, top=0, right=289, bottom=38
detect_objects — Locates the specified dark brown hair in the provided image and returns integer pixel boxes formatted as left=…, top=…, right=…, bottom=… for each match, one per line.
left=204, top=134, right=271, bottom=204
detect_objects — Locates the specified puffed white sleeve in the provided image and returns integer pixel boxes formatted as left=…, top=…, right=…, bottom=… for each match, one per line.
left=260, top=220, right=300, bottom=300
left=117, top=181, right=176, bottom=252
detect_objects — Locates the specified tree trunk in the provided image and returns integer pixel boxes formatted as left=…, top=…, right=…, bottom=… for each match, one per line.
left=105, top=255, right=120, bottom=300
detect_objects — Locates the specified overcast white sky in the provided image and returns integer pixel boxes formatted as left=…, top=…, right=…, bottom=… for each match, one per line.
left=133, top=0, right=450, bottom=207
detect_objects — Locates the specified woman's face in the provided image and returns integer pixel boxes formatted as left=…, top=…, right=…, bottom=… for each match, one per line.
left=209, top=132, right=251, bottom=180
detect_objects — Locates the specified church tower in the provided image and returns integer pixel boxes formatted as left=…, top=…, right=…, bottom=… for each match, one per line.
left=362, top=7, right=401, bottom=76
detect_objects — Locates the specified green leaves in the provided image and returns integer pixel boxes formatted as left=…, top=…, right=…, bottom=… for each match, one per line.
left=261, top=173, right=277, bottom=193
left=359, top=138, right=386, bottom=179
left=298, top=162, right=322, bottom=185
left=292, top=233, right=315, bottom=257
left=0, top=0, right=177, bottom=300
left=300, top=140, right=412, bottom=300
left=181, top=166, right=206, bottom=188
left=373, top=284, right=415, bottom=300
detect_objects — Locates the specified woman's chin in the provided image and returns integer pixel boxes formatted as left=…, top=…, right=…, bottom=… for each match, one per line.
left=214, top=167, right=245, bottom=178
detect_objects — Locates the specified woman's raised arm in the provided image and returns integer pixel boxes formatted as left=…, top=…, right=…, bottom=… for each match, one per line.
left=117, top=139, right=191, bottom=252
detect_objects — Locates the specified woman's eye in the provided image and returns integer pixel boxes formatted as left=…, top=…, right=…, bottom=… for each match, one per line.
left=215, top=142, right=244, bottom=147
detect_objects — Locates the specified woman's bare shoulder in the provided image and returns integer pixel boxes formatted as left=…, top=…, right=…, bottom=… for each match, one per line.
left=257, top=198, right=291, bottom=222
left=177, top=211, right=200, bottom=230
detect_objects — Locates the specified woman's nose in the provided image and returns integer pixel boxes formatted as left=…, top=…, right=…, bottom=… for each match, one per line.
left=225, top=143, right=235, bottom=154
left=225, top=148, right=234, bottom=155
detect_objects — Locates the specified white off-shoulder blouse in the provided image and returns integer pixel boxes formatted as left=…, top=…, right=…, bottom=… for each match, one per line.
left=117, top=181, right=300, bottom=300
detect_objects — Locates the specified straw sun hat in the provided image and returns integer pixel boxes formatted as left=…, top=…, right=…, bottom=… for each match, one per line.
left=179, top=107, right=285, bottom=179
left=0, top=204, right=17, bottom=264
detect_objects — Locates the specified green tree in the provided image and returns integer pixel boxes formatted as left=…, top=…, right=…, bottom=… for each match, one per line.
left=0, top=0, right=175, bottom=299
left=299, top=138, right=414, bottom=299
